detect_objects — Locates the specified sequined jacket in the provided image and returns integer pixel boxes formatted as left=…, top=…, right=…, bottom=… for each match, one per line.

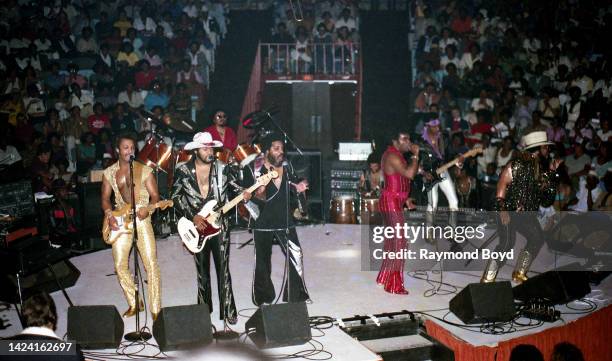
left=171, top=159, right=233, bottom=221
left=503, top=153, right=559, bottom=212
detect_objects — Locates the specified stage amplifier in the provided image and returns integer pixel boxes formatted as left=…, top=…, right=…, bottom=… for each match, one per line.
left=0, top=180, right=35, bottom=217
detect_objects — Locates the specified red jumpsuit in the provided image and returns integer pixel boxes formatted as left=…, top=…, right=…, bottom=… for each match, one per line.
left=376, top=146, right=411, bottom=294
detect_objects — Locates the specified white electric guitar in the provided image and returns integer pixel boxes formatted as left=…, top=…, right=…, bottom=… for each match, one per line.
left=178, top=171, right=279, bottom=253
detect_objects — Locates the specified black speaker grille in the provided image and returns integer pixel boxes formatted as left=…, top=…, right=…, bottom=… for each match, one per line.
left=67, top=306, right=123, bottom=349
left=450, top=282, right=515, bottom=324
left=152, top=304, right=212, bottom=351
left=246, top=302, right=311, bottom=349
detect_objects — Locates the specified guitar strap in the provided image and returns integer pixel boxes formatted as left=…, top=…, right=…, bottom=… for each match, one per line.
left=132, top=161, right=144, bottom=206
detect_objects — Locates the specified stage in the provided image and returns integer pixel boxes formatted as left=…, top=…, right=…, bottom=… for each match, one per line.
left=1, top=224, right=611, bottom=360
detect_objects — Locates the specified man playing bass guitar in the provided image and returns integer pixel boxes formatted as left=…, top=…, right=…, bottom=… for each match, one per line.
left=171, top=132, right=248, bottom=325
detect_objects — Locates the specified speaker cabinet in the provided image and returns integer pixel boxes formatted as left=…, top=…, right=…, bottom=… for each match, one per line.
left=513, top=265, right=591, bottom=304
left=449, top=282, right=515, bottom=324
left=245, top=302, right=311, bottom=349
left=76, top=182, right=103, bottom=230
left=67, top=305, right=124, bottom=349
left=152, top=304, right=213, bottom=351
left=287, top=151, right=323, bottom=220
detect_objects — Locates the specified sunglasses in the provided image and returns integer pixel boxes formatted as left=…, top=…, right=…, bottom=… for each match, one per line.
left=216, top=114, right=227, bottom=118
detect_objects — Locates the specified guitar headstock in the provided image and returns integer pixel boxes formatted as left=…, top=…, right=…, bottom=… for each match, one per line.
left=158, top=200, right=174, bottom=210
left=258, top=170, right=279, bottom=186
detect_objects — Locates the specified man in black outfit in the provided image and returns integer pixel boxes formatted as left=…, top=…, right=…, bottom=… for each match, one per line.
left=241, top=133, right=310, bottom=305
left=171, top=132, right=239, bottom=324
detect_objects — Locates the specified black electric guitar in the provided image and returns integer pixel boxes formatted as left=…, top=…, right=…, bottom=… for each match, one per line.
left=422, top=147, right=483, bottom=192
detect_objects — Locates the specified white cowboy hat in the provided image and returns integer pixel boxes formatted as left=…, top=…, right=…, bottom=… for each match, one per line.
left=184, top=132, right=223, bottom=151
left=521, top=131, right=554, bottom=150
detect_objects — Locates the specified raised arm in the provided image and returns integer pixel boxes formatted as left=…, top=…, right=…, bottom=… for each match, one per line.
left=386, top=144, right=420, bottom=180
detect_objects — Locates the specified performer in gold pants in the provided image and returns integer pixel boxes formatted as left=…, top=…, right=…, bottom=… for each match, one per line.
left=101, top=133, right=161, bottom=320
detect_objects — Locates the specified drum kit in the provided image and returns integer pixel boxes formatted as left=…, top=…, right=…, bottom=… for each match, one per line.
left=329, top=194, right=381, bottom=225
left=136, top=112, right=267, bottom=186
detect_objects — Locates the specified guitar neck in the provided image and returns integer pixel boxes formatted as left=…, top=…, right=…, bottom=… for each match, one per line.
left=436, top=158, right=460, bottom=175
left=435, top=150, right=479, bottom=175
left=219, top=182, right=263, bottom=215
left=147, top=202, right=163, bottom=212
left=117, top=201, right=166, bottom=217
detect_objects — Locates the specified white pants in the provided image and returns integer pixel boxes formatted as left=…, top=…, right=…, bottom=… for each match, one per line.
left=65, top=135, right=77, bottom=170
left=426, top=171, right=459, bottom=211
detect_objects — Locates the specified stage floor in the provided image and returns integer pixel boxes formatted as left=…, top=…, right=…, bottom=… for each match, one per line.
left=1, top=224, right=611, bottom=360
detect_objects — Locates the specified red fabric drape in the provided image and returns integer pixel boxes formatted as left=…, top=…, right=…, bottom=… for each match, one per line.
left=237, top=45, right=263, bottom=144
left=425, top=304, right=612, bottom=361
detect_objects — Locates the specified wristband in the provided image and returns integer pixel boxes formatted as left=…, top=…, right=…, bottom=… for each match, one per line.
left=495, top=197, right=507, bottom=211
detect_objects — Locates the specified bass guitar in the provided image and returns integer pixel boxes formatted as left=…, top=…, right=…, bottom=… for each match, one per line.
left=422, top=146, right=483, bottom=192
left=102, top=200, right=174, bottom=245
left=178, top=171, right=279, bottom=253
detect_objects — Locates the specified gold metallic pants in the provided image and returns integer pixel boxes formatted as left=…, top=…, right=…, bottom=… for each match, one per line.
left=111, top=217, right=161, bottom=315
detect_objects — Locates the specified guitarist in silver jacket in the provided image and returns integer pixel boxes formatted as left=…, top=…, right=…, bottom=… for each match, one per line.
left=171, top=132, right=238, bottom=324
left=420, top=118, right=462, bottom=236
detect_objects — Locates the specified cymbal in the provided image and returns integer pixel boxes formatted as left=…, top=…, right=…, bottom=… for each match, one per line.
left=162, top=113, right=196, bottom=133
left=241, top=110, right=271, bottom=129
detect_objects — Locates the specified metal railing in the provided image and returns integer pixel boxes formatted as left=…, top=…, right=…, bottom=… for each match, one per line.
left=260, top=42, right=360, bottom=76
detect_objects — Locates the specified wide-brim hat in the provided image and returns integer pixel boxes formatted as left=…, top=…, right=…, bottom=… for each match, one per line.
left=184, top=132, right=223, bottom=150
left=521, top=131, right=554, bottom=150
left=425, top=118, right=441, bottom=127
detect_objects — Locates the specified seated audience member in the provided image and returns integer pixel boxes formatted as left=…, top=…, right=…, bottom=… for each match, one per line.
left=65, top=64, right=88, bottom=89
left=117, top=42, right=140, bottom=68
left=30, top=144, right=53, bottom=193
left=593, top=169, right=612, bottom=211
left=135, top=60, right=158, bottom=90
left=551, top=342, right=585, bottom=361
left=564, top=143, right=591, bottom=178
left=48, top=179, right=79, bottom=249
left=117, top=81, right=145, bottom=114
left=87, top=103, right=111, bottom=135
left=415, top=82, right=440, bottom=112
left=4, top=292, right=85, bottom=360
left=568, top=171, right=602, bottom=212
left=0, top=135, right=23, bottom=172
left=76, top=132, right=97, bottom=176
left=509, top=344, right=544, bottom=361
left=144, top=80, right=170, bottom=111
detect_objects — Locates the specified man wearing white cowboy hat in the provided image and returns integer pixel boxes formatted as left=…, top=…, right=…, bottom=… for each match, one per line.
left=171, top=132, right=245, bottom=324
left=482, top=130, right=563, bottom=283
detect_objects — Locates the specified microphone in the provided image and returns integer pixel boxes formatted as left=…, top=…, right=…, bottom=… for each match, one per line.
left=205, top=154, right=216, bottom=163
left=129, top=154, right=136, bottom=161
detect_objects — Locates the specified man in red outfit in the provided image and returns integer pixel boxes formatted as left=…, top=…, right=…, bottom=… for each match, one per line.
left=376, top=128, right=420, bottom=294
left=204, top=109, right=237, bottom=152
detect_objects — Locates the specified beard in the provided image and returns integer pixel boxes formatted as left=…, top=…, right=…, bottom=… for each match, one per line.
left=196, top=151, right=215, bottom=164
left=267, top=152, right=284, bottom=167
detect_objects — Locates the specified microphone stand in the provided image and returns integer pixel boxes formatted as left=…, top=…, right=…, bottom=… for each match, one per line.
left=266, top=112, right=304, bottom=156
left=284, top=162, right=292, bottom=305
left=124, top=156, right=152, bottom=342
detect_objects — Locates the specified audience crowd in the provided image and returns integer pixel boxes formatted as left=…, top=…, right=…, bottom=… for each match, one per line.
left=0, top=0, right=230, bottom=192
left=264, top=0, right=361, bottom=74
left=411, top=0, right=612, bottom=211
